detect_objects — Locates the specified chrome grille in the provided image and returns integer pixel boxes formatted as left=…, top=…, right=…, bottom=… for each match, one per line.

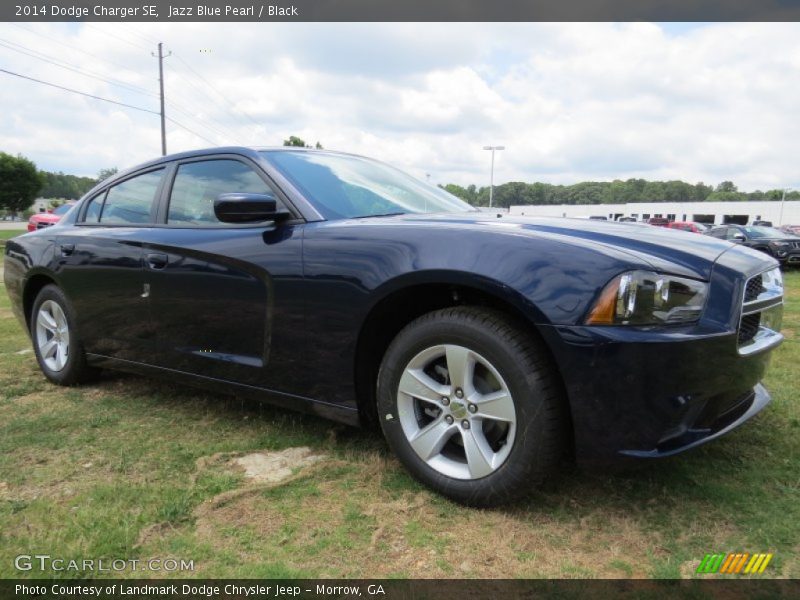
left=744, top=275, right=763, bottom=303
left=738, top=313, right=760, bottom=344
left=738, top=268, right=784, bottom=354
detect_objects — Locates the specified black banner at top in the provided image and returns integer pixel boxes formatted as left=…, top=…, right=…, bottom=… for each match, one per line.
left=4, top=0, right=800, bottom=22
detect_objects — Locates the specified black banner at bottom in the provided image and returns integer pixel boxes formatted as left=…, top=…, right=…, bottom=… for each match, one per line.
left=3, top=579, right=800, bottom=600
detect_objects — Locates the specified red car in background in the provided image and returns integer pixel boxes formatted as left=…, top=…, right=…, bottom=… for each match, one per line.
left=668, top=221, right=706, bottom=233
left=646, top=217, right=670, bottom=227
left=27, top=202, right=75, bottom=232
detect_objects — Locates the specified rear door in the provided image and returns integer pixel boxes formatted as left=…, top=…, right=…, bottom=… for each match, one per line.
left=143, top=155, right=306, bottom=389
left=56, top=167, right=166, bottom=362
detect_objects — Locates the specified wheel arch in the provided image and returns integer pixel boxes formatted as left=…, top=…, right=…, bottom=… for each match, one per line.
left=353, top=271, right=574, bottom=453
left=22, top=271, right=59, bottom=330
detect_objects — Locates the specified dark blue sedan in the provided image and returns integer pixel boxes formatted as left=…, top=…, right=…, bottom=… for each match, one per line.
left=3, top=148, right=785, bottom=506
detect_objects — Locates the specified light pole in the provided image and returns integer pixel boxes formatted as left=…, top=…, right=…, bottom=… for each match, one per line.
left=483, top=145, right=505, bottom=208
left=779, top=188, right=792, bottom=226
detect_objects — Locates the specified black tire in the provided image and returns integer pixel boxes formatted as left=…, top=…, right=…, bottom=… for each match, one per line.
left=30, top=284, right=98, bottom=386
left=377, top=306, right=566, bottom=507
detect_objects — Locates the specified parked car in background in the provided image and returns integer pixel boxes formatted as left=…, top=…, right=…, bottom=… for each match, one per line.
left=27, top=203, right=75, bottom=232
left=647, top=217, right=670, bottom=227
left=667, top=221, right=705, bottom=233
left=617, top=217, right=637, bottom=222
left=705, top=225, right=800, bottom=265
left=4, top=147, right=785, bottom=506
left=779, top=225, right=800, bottom=236
left=752, top=220, right=773, bottom=227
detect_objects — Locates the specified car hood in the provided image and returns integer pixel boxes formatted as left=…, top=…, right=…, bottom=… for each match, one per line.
left=30, top=213, right=60, bottom=222
left=356, top=213, right=763, bottom=280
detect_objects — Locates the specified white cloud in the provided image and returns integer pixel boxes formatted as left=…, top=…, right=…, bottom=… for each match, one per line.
left=0, top=22, right=798, bottom=191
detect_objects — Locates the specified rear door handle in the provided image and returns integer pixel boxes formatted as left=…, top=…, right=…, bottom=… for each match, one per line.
left=60, top=243, right=74, bottom=256
left=145, top=253, right=168, bottom=270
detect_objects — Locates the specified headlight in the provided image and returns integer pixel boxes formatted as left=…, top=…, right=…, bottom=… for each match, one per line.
left=586, top=270, right=708, bottom=325
left=770, top=241, right=791, bottom=250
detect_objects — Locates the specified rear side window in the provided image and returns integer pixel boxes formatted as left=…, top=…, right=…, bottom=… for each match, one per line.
left=99, top=169, right=164, bottom=225
left=82, top=192, right=105, bottom=223
left=167, top=159, right=272, bottom=226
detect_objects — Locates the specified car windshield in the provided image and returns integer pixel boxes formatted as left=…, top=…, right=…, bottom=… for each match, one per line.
left=743, top=226, right=788, bottom=239
left=262, top=151, right=476, bottom=220
left=52, top=204, right=72, bottom=216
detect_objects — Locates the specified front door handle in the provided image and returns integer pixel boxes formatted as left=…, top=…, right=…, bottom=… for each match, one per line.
left=145, top=253, right=168, bottom=270
left=60, top=243, right=74, bottom=257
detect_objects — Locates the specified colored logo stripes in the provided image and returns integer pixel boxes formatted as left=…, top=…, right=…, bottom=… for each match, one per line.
left=696, top=553, right=773, bottom=574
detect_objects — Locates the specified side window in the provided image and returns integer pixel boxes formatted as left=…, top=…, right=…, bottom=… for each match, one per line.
left=82, top=191, right=106, bottom=223
left=100, top=169, right=164, bottom=225
left=167, top=159, right=273, bottom=226
left=708, top=228, right=726, bottom=239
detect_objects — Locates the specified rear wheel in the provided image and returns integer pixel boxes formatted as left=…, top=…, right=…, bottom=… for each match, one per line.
left=31, top=285, right=97, bottom=385
left=377, top=306, right=566, bottom=506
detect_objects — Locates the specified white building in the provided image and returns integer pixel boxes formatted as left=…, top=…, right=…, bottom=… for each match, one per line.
left=509, top=200, right=800, bottom=226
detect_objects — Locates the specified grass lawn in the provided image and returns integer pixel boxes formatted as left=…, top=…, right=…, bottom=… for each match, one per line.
left=0, top=230, right=25, bottom=243
left=0, top=258, right=798, bottom=579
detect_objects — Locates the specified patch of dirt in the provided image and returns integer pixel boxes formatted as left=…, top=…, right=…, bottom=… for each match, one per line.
left=233, top=447, right=326, bottom=483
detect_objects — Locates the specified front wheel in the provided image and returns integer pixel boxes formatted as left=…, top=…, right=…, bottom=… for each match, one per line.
left=377, top=307, right=566, bottom=507
left=31, top=284, right=97, bottom=386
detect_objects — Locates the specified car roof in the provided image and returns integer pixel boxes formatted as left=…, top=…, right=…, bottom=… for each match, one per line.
left=80, top=146, right=365, bottom=201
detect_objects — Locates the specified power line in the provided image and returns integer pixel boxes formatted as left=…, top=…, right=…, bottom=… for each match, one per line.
left=165, top=116, right=217, bottom=146
left=172, top=52, right=264, bottom=130
left=85, top=24, right=152, bottom=51
left=165, top=100, right=239, bottom=144
left=0, top=67, right=221, bottom=147
left=0, top=37, right=157, bottom=97
left=9, top=24, right=241, bottom=144
left=164, top=66, right=253, bottom=143
left=118, top=24, right=160, bottom=46
left=0, top=67, right=159, bottom=114
left=11, top=23, right=146, bottom=75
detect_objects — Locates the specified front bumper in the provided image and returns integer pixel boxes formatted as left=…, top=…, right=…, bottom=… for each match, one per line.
left=619, top=383, right=770, bottom=458
left=538, top=323, right=779, bottom=467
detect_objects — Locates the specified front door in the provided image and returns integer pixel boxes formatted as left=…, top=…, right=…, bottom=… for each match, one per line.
left=143, top=157, right=305, bottom=389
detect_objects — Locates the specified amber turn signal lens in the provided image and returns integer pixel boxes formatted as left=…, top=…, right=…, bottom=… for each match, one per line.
left=585, top=276, right=621, bottom=325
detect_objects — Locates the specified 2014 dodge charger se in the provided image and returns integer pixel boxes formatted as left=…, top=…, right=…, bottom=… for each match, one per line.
left=4, top=148, right=785, bottom=506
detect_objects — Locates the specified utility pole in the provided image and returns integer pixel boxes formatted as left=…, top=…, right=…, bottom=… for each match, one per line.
left=483, top=145, right=505, bottom=208
left=153, top=42, right=171, bottom=156
left=779, top=188, right=792, bottom=226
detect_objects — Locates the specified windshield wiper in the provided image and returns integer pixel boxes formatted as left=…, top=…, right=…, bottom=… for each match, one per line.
left=352, top=212, right=408, bottom=219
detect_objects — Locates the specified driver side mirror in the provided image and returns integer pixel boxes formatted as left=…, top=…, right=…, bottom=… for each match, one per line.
left=214, top=192, right=290, bottom=224
left=732, top=233, right=746, bottom=242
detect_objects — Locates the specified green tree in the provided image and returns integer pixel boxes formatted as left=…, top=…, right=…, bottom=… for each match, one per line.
left=716, top=181, right=737, bottom=193
left=39, top=171, right=96, bottom=200
left=0, top=152, right=42, bottom=215
left=96, top=167, right=118, bottom=183
left=283, top=136, right=310, bottom=148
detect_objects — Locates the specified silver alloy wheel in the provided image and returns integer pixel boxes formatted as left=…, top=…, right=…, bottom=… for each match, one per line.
left=35, top=299, right=70, bottom=372
left=397, top=344, right=517, bottom=480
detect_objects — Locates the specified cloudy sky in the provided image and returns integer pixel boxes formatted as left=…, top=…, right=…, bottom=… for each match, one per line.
left=0, top=22, right=798, bottom=190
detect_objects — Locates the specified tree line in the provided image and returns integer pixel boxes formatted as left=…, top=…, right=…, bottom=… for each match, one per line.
left=2, top=149, right=798, bottom=217
left=440, top=179, right=800, bottom=208
left=0, top=151, right=117, bottom=216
